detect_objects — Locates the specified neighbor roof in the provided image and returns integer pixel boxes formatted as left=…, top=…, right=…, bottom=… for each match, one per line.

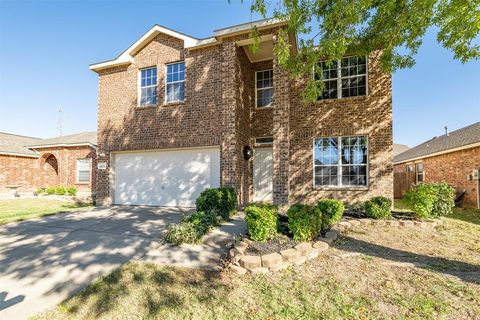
left=27, top=131, right=97, bottom=148
left=394, top=122, right=480, bottom=163
left=90, top=17, right=288, bottom=72
left=393, top=144, right=410, bottom=157
left=0, top=132, right=42, bottom=157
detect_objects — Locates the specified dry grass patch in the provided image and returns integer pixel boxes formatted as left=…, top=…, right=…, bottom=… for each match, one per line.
left=35, top=208, right=480, bottom=320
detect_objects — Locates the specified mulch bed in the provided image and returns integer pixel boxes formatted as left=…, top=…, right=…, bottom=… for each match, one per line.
left=245, top=234, right=299, bottom=256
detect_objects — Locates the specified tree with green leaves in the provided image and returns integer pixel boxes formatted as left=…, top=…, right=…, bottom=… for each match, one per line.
left=247, top=0, right=480, bottom=100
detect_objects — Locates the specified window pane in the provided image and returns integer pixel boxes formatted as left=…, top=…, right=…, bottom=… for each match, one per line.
left=341, top=165, right=367, bottom=186
left=257, top=88, right=273, bottom=107
left=341, top=136, right=367, bottom=165
left=141, top=87, right=156, bottom=105
left=314, top=138, right=339, bottom=165
left=318, top=80, right=338, bottom=100
left=78, top=171, right=90, bottom=183
left=341, top=76, right=366, bottom=98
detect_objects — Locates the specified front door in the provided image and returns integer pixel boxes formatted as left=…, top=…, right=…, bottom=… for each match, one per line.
left=253, top=148, right=273, bottom=202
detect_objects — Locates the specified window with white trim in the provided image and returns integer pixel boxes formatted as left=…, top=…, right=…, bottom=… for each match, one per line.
left=315, top=56, right=367, bottom=100
left=166, top=62, right=185, bottom=103
left=314, top=135, right=368, bottom=187
left=76, top=159, right=91, bottom=183
left=416, top=162, right=424, bottom=183
left=256, top=69, right=273, bottom=108
left=139, top=67, right=157, bottom=106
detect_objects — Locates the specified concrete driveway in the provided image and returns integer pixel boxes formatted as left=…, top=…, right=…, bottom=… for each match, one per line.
left=0, top=206, right=245, bottom=319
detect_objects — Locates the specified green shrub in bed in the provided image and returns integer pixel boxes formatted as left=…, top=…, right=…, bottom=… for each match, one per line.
left=364, top=196, right=392, bottom=219
left=287, top=203, right=322, bottom=241
left=245, top=203, right=279, bottom=241
left=195, top=187, right=237, bottom=220
left=317, top=199, right=344, bottom=231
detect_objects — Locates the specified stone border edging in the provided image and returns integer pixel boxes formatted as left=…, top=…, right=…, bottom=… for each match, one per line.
left=228, top=217, right=443, bottom=275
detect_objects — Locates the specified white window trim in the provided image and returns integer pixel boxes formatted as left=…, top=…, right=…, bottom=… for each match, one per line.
left=138, top=66, right=158, bottom=107
left=255, top=69, right=273, bottom=108
left=76, top=158, right=92, bottom=184
left=255, top=136, right=274, bottom=146
left=415, top=161, right=424, bottom=184
left=164, top=61, right=185, bottom=104
left=312, top=135, right=369, bottom=188
left=313, top=56, right=368, bottom=100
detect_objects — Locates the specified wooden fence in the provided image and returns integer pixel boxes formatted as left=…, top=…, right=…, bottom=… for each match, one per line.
left=394, top=171, right=416, bottom=199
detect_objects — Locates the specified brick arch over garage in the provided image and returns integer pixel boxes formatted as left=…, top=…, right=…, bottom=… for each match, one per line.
left=38, top=153, right=59, bottom=187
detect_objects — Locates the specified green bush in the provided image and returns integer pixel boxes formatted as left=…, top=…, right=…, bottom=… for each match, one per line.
left=245, top=203, right=278, bottom=241
left=66, top=186, right=77, bottom=196
left=46, top=186, right=56, bottom=195
left=404, top=183, right=437, bottom=219
left=431, top=183, right=455, bottom=217
left=346, top=201, right=365, bottom=213
left=55, top=186, right=66, bottom=195
left=317, top=199, right=344, bottom=231
left=164, top=211, right=220, bottom=245
left=404, top=183, right=455, bottom=219
left=35, top=187, right=45, bottom=195
left=364, top=196, right=392, bottom=219
left=195, top=187, right=237, bottom=220
left=287, top=203, right=322, bottom=241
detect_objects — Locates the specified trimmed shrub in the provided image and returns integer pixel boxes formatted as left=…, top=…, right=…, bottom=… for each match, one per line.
left=287, top=203, right=322, bottom=241
left=346, top=201, right=365, bottom=214
left=164, top=211, right=220, bottom=245
left=404, top=182, right=455, bottom=219
left=46, top=186, right=56, bottom=195
left=245, top=203, right=279, bottom=241
left=364, top=196, right=392, bottom=219
left=35, top=187, right=45, bottom=195
left=66, top=186, right=77, bottom=196
left=431, top=183, right=455, bottom=217
left=195, top=187, right=237, bottom=220
left=55, top=186, right=66, bottom=195
left=317, top=199, right=344, bottom=231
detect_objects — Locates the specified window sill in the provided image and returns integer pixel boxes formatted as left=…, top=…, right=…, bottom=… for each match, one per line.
left=163, top=101, right=185, bottom=106
left=255, top=105, right=274, bottom=110
left=315, top=95, right=368, bottom=103
left=75, top=182, right=90, bottom=185
left=313, top=186, right=369, bottom=191
left=136, top=104, right=157, bottom=109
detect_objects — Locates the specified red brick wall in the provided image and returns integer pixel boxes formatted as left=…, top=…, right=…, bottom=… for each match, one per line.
left=94, top=26, right=393, bottom=206
left=0, top=146, right=96, bottom=196
left=394, top=146, right=480, bottom=207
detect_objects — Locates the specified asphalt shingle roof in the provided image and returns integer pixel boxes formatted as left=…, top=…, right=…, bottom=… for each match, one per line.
left=394, top=122, right=480, bottom=163
left=393, top=144, right=410, bottom=157
left=0, top=131, right=97, bottom=157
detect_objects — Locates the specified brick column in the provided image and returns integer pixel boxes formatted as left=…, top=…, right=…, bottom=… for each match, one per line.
left=220, top=41, right=239, bottom=191
left=272, top=34, right=290, bottom=207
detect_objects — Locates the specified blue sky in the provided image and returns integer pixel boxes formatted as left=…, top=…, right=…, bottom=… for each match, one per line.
left=1, top=0, right=479, bottom=147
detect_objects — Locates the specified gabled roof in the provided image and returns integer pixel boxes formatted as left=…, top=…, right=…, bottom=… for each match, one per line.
left=0, top=131, right=97, bottom=157
left=0, top=132, right=42, bottom=157
left=394, top=122, right=480, bottom=164
left=90, top=18, right=288, bottom=72
left=393, top=144, right=410, bottom=157
left=27, top=131, right=97, bottom=149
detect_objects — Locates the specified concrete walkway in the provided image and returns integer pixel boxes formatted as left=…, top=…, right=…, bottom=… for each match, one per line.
left=0, top=206, right=246, bottom=319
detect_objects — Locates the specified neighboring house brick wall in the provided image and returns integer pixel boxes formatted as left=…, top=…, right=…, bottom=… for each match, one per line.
left=0, top=155, right=38, bottom=193
left=394, top=146, right=480, bottom=207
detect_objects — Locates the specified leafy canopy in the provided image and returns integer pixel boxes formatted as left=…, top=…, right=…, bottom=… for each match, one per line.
left=247, top=0, right=480, bottom=100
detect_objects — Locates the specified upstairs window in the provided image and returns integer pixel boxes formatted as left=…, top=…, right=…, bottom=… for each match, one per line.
left=76, top=159, right=91, bottom=183
left=315, top=56, right=367, bottom=100
left=314, top=136, right=368, bottom=187
left=256, top=69, right=273, bottom=108
left=139, top=67, right=157, bottom=106
left=166, top=62, right=185, bottom=103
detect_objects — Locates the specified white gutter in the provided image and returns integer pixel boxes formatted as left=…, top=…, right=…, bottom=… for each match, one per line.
left=28, top=143, right=98, bottom=150
left=0, top=152, right=39, bottom=158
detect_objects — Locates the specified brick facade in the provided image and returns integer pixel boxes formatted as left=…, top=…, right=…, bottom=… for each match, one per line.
left=394, top=146, right=480, bottom=208
left=94, top=25, right=393, bottom=207
left=0, top=146, right=96, bottom=197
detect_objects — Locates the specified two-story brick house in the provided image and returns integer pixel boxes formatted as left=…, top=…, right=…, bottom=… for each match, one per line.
left=90, top=18, right=393, bottom=208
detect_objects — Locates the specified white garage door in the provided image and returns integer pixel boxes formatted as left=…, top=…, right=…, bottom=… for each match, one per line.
left=113, top=147, right=220, bottom=207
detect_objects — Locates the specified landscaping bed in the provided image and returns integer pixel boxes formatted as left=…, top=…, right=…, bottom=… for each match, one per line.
left=244, top=234, right=298, bottom=256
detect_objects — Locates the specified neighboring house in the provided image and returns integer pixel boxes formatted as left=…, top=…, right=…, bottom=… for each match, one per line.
left=393, top=144, right=409, bottom=157
left=393, top=122, right=480, bottom=208
left=0, top=131, right=97, bottom=198
left=90, top=18, right=393, bottom=208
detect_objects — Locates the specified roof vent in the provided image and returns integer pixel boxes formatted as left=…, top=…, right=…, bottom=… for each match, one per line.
left=445, top=126, right=449, bottom=136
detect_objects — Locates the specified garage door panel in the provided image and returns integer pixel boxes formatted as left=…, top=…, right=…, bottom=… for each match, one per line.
left=114, top=148, right=220, bottom=207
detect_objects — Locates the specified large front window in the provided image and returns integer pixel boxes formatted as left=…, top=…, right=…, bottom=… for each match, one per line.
left=76, top=159, right=91, bottom=183
left=166, top=62, right=185, bottom=103
left=315, top=56, right=367, bottom=100
left=139, top=67, right=157, bottom=106
left=314, top=136, right=368, bottom=187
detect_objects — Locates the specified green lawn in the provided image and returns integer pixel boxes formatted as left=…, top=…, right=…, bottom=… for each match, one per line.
left=0, top=198, right=93, bottom=225
left=36, top=205, right=480, bottom=319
